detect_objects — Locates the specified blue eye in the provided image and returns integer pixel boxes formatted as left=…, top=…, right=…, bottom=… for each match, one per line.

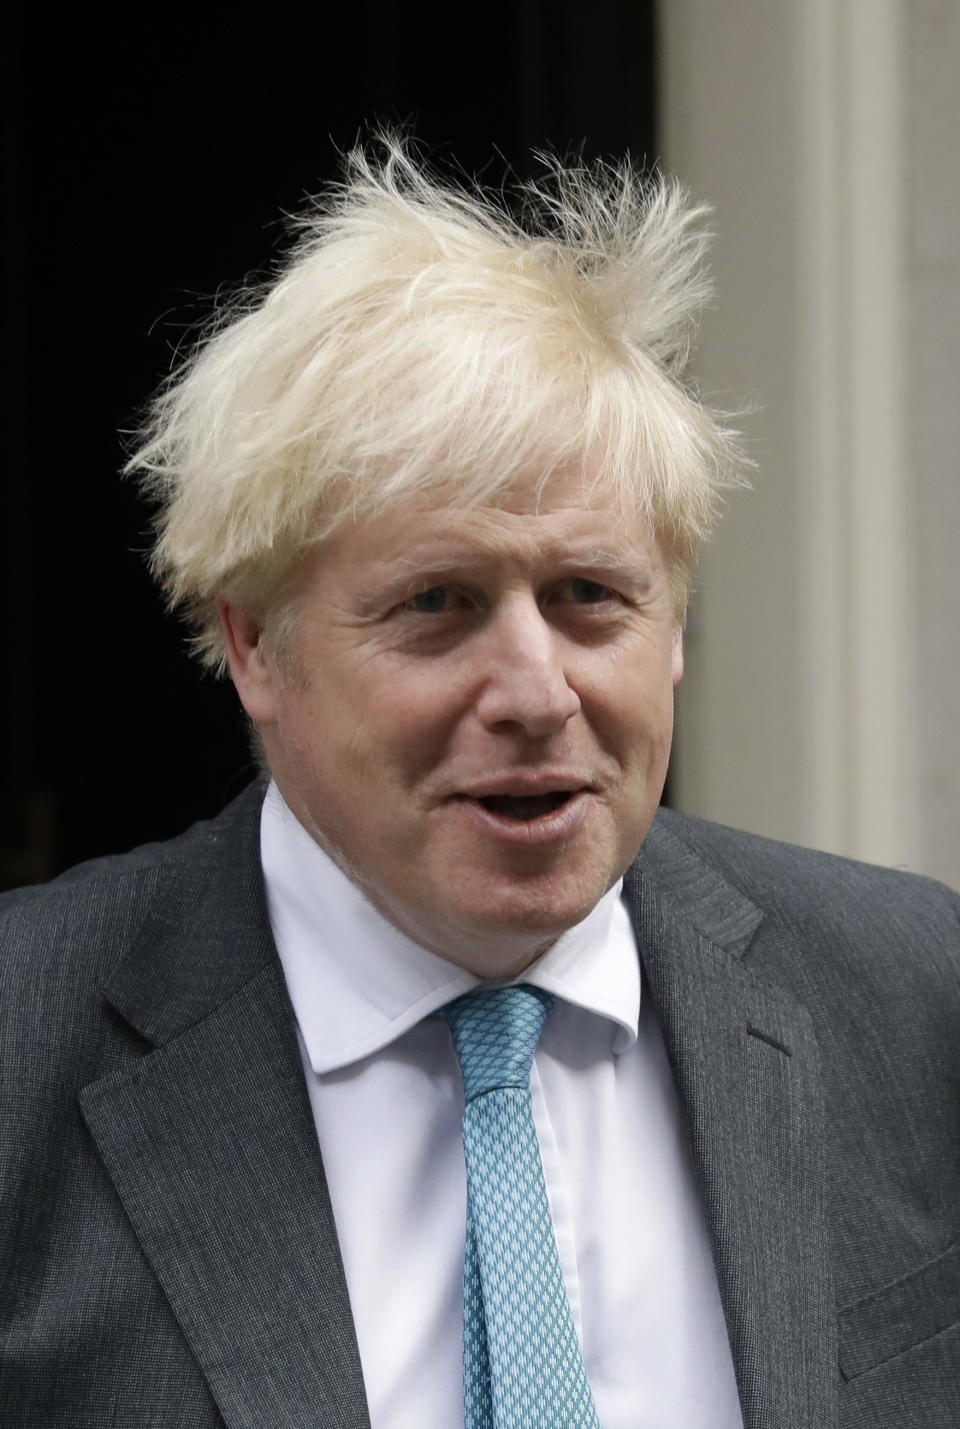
left=569, top=578, right=610, bottom=604
left=408, top=585, right=450, bottom=613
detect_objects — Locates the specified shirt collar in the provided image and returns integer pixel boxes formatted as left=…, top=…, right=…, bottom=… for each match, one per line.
left=260, top=781, right=640, bottom=1074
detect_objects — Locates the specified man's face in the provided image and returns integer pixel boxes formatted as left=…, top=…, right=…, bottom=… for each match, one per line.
left=223, top=470, right=683, bottom=978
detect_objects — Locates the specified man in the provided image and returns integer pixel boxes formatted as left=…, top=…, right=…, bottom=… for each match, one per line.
left=1, top=140, right=958, bottom=1429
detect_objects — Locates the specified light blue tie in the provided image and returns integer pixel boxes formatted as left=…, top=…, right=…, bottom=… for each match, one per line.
left=441, top=985, right=603, bottom=1429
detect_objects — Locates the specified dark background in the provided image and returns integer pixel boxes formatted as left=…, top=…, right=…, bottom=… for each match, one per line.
left=3, top=2, right=659, bottom=887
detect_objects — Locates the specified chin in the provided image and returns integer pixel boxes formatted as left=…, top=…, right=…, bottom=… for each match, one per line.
left=447, top=877, right=605, bottom=942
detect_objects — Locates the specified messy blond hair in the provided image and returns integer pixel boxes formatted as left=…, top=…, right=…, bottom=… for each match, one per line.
left=128, top=135, right=745, bottom=670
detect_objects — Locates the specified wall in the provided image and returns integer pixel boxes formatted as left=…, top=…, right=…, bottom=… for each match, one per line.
left=660, top=0, right=958, bottom=888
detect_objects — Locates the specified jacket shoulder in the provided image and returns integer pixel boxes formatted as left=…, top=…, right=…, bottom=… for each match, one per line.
left=642, top=805, right=960, bottom=1020
left=0, top=781, right=265, bottom=990
left=648, top=804, right=960, bottom=924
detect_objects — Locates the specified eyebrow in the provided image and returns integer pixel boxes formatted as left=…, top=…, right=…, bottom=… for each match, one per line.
left=382, top=530, right=655, bottom=568
left=363, top=545, right=659, bottom=608
left=562, top=544, right=653, bottom=570
left=377, top=544, right=654, bottom=580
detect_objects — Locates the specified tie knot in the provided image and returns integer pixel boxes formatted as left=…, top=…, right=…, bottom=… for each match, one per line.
left=441, top=984, right=555, bottom=1103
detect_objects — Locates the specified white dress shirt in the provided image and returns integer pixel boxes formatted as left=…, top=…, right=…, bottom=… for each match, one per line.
left=260, top=782, right=744, bottom=1429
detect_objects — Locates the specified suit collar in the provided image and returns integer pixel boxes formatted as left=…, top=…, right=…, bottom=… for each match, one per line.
left=627, top=815, right=837, bottom=1429
left=634, top=811, right=765, bottom=958
left=99, top=780, right=276, bottom=1046
left=83, top=783, right=371, bottom=1429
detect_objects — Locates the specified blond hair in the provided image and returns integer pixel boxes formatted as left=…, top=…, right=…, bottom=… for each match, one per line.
left=128, top=136, right=746, bottom=669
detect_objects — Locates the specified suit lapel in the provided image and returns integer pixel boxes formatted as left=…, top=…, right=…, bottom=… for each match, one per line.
left=627, top=819, right=837, bottom=1429
left=79, top=788, right=371, bottom=1429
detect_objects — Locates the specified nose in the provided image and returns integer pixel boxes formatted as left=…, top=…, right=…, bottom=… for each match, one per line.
left=474, top=595, right=581, bottom=738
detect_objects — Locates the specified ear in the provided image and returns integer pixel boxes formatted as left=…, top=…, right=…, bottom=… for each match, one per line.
left=217, top=600, right=281, bottom=724
left=671, top=624, right=684, bottom=686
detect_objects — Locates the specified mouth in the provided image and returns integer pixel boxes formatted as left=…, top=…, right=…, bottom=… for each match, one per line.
left=452, top=782, right=593, bottom=847
left=475, top=791, right=575, bottom=822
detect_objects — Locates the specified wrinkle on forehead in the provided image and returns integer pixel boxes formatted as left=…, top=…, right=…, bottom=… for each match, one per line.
left=363, top=504, right=662, bottom=581
left=324, top=447, right=648, bottom=537
left=353, top=464, right=658, bottom=558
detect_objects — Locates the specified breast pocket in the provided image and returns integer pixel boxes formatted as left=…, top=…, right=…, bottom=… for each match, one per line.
left=838, top=1239, right=960, bottom=1381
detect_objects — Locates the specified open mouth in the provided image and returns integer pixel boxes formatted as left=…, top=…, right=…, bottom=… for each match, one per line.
left=476, top=791, right=574, bottom=821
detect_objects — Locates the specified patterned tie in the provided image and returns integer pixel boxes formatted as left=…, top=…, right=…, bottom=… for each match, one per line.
left=441, top=985, right=603, bottom=1429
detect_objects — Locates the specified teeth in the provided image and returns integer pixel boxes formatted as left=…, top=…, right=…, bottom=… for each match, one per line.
left=480, top=793, right=569, bottom=820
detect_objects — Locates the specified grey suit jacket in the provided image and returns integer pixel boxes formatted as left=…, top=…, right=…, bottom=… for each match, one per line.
left=1, top=781, right=958, bottom=1428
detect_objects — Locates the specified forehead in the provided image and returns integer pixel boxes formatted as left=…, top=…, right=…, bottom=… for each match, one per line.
left=321, top=467, right=660, bottom=573
left=320, top=477, right=660, bottom=577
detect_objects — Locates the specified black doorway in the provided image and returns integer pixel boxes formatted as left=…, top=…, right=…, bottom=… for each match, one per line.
left=4, top=2, right=659, bottom=884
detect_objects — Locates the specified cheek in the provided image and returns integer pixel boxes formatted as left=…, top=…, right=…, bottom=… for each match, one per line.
left=671, top=627, right=684, bottom=685
left=293, top=664, right=464, bottom=787
left=594, top=644, right=676, bottom=730
left=603, top=697, right=674, bottom=794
